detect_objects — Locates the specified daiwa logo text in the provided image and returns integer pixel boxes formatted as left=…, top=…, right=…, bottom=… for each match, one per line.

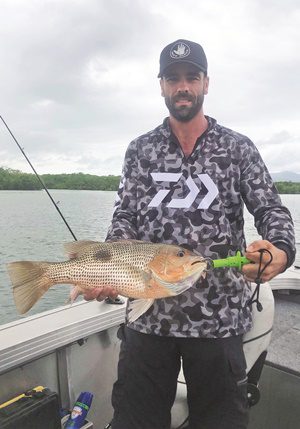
left=149, top=173, right=218, bottom=209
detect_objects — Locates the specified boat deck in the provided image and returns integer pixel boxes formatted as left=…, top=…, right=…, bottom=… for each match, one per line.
left=248, top=284, right=300, bottom=429
left=267, top=267, right=300, bottom=375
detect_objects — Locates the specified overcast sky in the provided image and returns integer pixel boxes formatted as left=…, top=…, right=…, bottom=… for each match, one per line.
left=0, top=0, right=299, bottom=176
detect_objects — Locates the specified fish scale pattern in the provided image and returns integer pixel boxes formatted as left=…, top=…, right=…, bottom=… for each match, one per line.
left=47, top=241, right=156, bottom=293
left=106, top=116, right=296, bottom=338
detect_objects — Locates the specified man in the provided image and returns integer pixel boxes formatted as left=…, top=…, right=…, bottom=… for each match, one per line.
left=85, top=40, right=295, bottom=429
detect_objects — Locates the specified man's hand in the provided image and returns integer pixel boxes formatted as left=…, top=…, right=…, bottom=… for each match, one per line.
left=83, top=286, right=119, bottom=302
left=242, top=240, right=287, bottom=283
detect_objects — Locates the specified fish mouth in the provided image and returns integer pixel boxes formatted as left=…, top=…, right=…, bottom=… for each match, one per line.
left=191, top=259, right=206, bottom=266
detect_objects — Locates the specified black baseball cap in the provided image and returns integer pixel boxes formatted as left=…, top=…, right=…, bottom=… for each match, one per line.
left=158, top=39, right=208, bottom=78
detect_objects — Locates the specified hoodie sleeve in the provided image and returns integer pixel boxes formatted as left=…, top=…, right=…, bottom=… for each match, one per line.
left=106, top=140, right=139, bottom=241
left=240, top=139, right=296, bottom=268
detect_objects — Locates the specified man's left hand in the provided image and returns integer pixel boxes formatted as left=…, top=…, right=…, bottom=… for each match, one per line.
left=242, top=240, right=287, bottom=283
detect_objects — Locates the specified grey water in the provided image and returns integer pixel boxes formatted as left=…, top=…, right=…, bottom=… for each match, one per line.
left=0, top=190, right=299, bottom=325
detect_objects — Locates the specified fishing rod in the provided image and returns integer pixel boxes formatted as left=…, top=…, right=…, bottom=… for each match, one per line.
left=0, top=115, right=77, bottom=241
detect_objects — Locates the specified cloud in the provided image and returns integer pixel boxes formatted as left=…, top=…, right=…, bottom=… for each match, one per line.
left=1, top=0, right=299, bottom=174
left=257, top=131, right=298, bottom=147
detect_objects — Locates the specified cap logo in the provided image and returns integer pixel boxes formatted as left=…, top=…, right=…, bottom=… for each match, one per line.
left=170, top=42, right=190, bottom=59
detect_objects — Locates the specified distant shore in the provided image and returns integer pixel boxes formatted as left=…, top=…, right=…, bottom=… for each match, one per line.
left=0, top=167, right=120, bottom=191
left=1, top=167, right=299, bottom=193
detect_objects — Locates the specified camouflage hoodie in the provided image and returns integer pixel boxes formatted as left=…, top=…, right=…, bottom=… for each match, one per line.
left=106, top=116, right=295, bottom=338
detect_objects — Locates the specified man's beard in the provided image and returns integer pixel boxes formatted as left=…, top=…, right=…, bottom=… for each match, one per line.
left=164, top=92, right=204, bottom=122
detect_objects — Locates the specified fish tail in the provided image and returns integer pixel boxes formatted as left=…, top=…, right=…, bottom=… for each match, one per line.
left=6, top=261, right=53, bottom=314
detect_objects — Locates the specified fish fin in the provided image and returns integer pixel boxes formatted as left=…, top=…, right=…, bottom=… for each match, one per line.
left=65, top=285, right=83, bottom=304
left=64, top=240, right=99, bottom=259
left=152, top=269, right=206, bottom=295
left=110, top=239, right=145, bottom=244
left=127, top=299, right=154, bottom=323
left=6, top=261, right=53, bottom=314
left=141, top=270, right=152, bottom=283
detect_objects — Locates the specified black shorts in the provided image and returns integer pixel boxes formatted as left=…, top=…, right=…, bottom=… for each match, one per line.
left=111, top=325, right=249, bottom=429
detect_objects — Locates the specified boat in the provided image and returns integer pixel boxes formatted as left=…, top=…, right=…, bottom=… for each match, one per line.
left=0, top=267, right=299, bottom=429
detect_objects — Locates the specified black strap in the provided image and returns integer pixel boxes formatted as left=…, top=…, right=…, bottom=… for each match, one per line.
left=247, top=249, right=273, bottom=312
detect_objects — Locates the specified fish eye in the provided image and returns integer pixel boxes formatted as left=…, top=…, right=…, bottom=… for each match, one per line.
left=177, top=250, right=185, bottom=257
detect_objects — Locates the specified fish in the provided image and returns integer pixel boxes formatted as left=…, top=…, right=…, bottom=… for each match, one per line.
left=6, top=240, right=207, bottom=322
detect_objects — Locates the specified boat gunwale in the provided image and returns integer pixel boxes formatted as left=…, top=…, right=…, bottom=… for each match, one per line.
left=0, top=299, right=127, bottom=375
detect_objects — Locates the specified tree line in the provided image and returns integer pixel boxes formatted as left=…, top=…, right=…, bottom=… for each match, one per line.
left=0, top=167, right=120, bottom=191
left=275, top=181, right=300, bottom=194
left=1, top=167, right=300, bottom=193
